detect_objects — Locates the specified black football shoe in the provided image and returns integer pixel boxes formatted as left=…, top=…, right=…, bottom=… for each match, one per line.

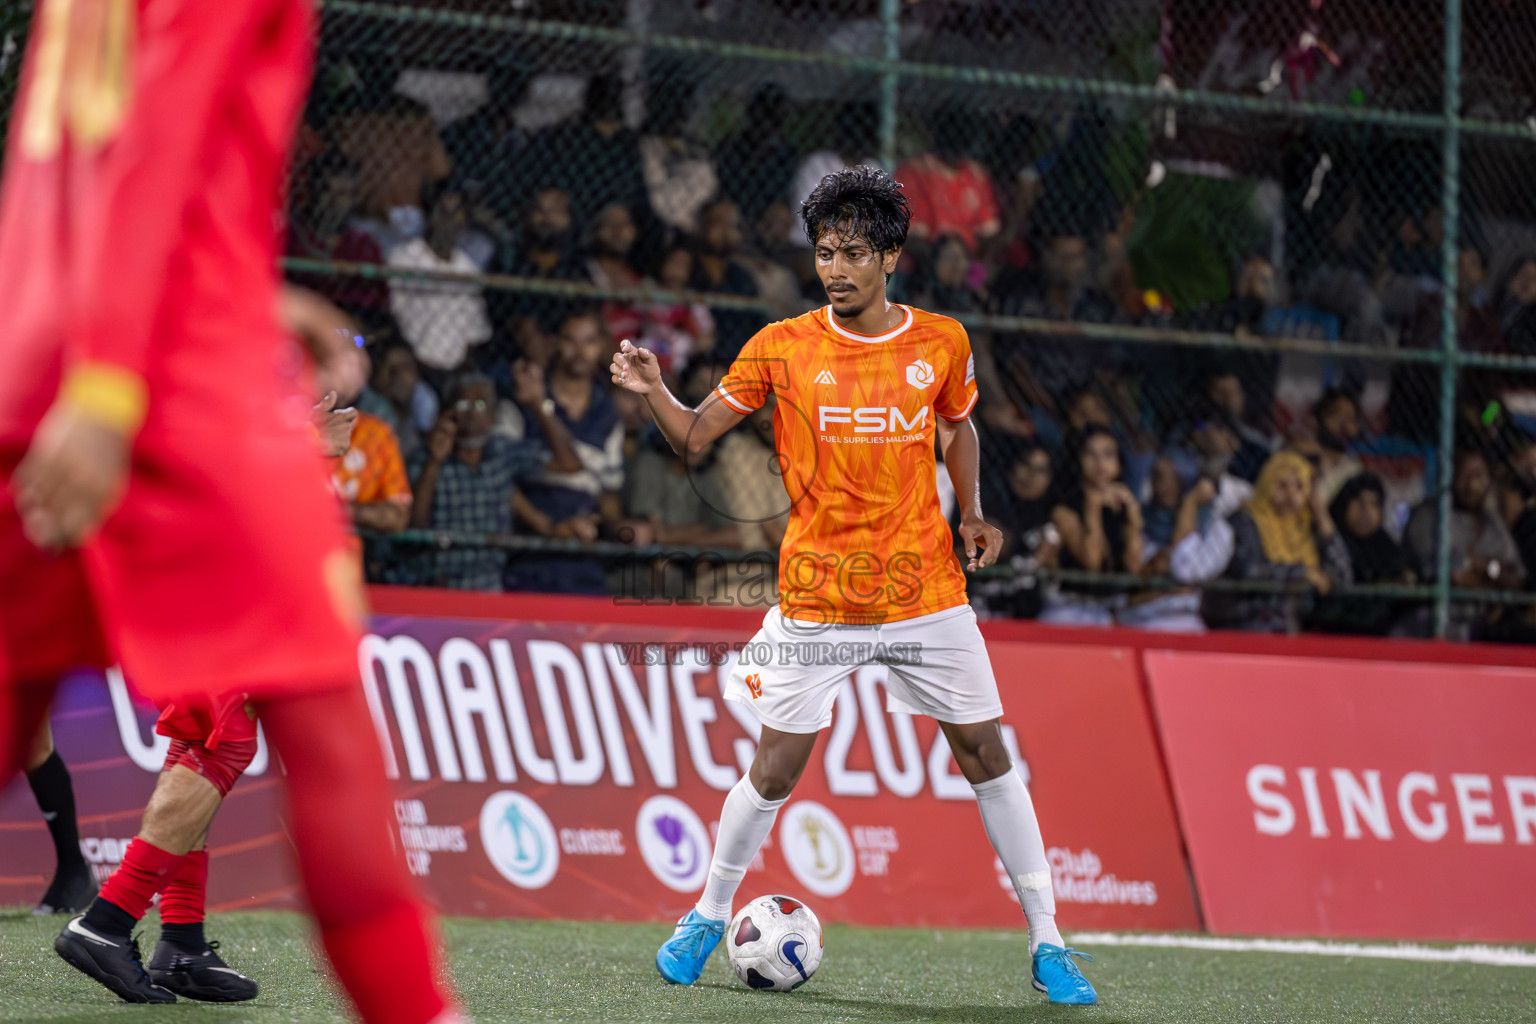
left=54, top=916, right=176, bottom=1003
left=147, top=939, right=258, bottom=1003
left=33, top=862, right=98, bottom=915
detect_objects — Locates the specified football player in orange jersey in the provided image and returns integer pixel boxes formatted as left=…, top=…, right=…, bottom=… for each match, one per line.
left=612, top=167, right=1097, bottom=1004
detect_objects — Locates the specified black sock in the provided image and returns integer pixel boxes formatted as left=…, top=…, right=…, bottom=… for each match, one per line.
left=26, top=751, right=85, bottom=871
left=158, top=921, right=205, bottom=952
left=81, top=897, right=138, bottom=941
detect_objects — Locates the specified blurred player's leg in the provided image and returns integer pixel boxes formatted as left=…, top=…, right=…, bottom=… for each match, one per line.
left=256, top=685, right=454, bottom=1024
left=25, top=723, right=96, bottom=914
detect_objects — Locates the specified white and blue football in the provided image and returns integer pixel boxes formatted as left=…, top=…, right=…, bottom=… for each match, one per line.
left=726, top=894, right=823, bottom=991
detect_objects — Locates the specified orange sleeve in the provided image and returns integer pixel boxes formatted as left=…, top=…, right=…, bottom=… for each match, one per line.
left=716, top=326, right=782, bottom=414
left=357, top=416, right=412, bottom=505
left=934, top=322, right=979, bottom=421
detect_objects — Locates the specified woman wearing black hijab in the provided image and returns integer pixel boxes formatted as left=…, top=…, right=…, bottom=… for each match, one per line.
left=1312, top=472, right=1416, bottom=635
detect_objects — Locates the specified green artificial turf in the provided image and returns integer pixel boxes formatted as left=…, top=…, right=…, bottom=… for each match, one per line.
left=1, top=910, right=1532, bottom=1023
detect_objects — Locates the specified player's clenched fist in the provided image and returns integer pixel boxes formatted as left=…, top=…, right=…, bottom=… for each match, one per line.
left=610, top=339, right=661, bottom=394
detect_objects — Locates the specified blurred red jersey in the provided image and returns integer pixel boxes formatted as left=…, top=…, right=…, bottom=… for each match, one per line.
left=0, top=0, right=361, bottom=703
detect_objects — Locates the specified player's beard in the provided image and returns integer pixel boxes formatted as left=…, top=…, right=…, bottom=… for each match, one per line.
left=827, top=288, right=866, bottom=319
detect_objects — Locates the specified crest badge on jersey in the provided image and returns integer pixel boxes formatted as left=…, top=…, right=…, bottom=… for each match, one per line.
left=814, top=369, right=837, bottom=386
left=906, top=359, right=935, bottom=390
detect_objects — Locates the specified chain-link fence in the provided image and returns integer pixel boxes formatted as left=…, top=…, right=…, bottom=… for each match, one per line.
left=6, top=0, right=1536, bottom=640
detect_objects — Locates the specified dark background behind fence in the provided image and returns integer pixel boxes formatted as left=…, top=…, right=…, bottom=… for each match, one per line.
left=6, top=0, right=1536, bottom=640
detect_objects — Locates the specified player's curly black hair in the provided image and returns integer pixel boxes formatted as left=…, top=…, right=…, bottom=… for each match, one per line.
left=801, top=165, right=910, bottom=253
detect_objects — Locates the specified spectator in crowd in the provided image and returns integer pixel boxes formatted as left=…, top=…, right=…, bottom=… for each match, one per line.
left=1115, top=458, right=1226, bottom=634
left=586, top=202, right=645, bottom=343
left=626, top=365, right=743, bottom=549
left=715, top=397, right=790, bottom=551
left=639, top=244, right=714, bottom=377
left=786, top=101, right=879, bottom=249
left=504, top=185, right=588, bottom=363
left=985, top=440, right=1059, bottom=564
left=441, top=65, right=533, bottom=226
left=896, top=104, right=1000, bottom=256
left=408, top=374, right=551, bottom=590
left=717, top=83, right=799, bottom=227
left=388, top=188, right=493, bottom=377
left=331, top=406, right=412, bottom=534
left=1498, top=433, right=1536, bottom=583
left=1311, top=473, right=1416, bottom=636
left=533, top=72, right=650, bottom=226
left=1200, top=451, right=1352, bottom=634
left=331, top=402, right=413, bottom=581
left=1403, top=448, right=1524, bottom=639
left=1189, top=253, right=1278, bottom=340
left=990, top=228, right=1119, bottom=408
left=691, top=200, right=764, bottom=363
left=917, top=234, right=987, bottom=314
left=509, top=307, right=630, bottom=593
left=737, top=203, right=810, bottom=321
left=1043, top=425, right=1145, bottom=626
left=1166, top=401, right=1256, bottom=515
left=639, top=82, right=718, bottom=236
left=1493, top=252, right=1536, bottom=357
left=357, top=336, right=432, bottom=465
left=1204, top=369, right=1276, bottom=482
left=286, top=152, right=389, bottom=316
left=1295, top=388, right=1364, bottom=504
left=337, top=95, right=452, bottom=254
left=514, top=186, right=586, bottom=281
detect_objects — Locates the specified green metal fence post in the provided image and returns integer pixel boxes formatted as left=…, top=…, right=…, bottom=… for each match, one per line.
left=879, top=0, right=899, bottom=172
left=1433, top=0, right=1463, bottom=639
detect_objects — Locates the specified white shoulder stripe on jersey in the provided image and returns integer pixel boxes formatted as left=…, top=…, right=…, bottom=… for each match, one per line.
left=939, top=389, right=980, bottom=421
left=824, top=304, right=914, bottom=344
left=716, top=383, right=757, bottom=413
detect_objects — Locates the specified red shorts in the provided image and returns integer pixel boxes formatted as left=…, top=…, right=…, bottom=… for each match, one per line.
left=0, top=450, right=111, bottom=682
left=1, top=402, right=361, bottom=706
left=156, top=691, right=259, bottom=797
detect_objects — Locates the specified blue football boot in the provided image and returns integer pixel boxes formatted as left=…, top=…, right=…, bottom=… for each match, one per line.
left=1031, top=943, right=1098, bottom=1004
left=655, top=909, right=725, bottom=985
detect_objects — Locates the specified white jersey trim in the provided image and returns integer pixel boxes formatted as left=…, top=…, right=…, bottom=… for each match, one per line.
left=716, top=383, right=758, bottom=413
left=824, top=304, right=914, bottom=344
left=939, top=389, right=980, bottom=421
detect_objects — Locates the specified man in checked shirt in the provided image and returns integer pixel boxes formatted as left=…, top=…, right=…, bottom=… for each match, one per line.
left=410, top=371, right=581, bottom=589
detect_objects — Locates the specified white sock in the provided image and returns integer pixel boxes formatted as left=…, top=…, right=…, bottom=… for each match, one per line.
left=695, top=777, right=787, bottom=922
left=973, top=767, right=1063, bottom=954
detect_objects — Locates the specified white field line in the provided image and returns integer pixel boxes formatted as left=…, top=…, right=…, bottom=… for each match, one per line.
left=1068, top=932, right=1536, bottom=968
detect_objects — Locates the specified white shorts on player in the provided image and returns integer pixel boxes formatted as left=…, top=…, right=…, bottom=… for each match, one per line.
left=722, top=603, right=1004, bottom=732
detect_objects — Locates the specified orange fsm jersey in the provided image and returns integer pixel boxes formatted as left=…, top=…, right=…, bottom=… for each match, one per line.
left=716, top=304, right=979, bottom=625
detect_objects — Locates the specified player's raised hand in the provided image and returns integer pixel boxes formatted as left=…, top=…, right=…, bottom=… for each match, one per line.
left=610, top=339, right=661, bottom=395
left=13, top=402, right=131, bottom=550
left=958, top=514, right=1005, bottom=571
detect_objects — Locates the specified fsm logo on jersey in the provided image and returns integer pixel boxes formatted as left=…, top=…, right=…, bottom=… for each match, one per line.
left=479, top=792, right=559, bottom=889
left=779, top=801, right=855, bottom=897
left=635, top=796, right=712, bottom=892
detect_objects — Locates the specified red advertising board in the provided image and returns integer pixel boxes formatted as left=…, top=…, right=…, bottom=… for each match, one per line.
left=0, top=593, right=1196, bottom=933
left=1146, top=650, right=1536, bottom=943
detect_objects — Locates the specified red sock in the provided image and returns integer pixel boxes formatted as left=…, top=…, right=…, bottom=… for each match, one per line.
left=158, top=848, right=207, bottom=923
left=98, top=838, right=186, bottom=920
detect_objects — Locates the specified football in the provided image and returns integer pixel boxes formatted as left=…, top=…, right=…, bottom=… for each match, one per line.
left=726, top=894, right=823, bottom=991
